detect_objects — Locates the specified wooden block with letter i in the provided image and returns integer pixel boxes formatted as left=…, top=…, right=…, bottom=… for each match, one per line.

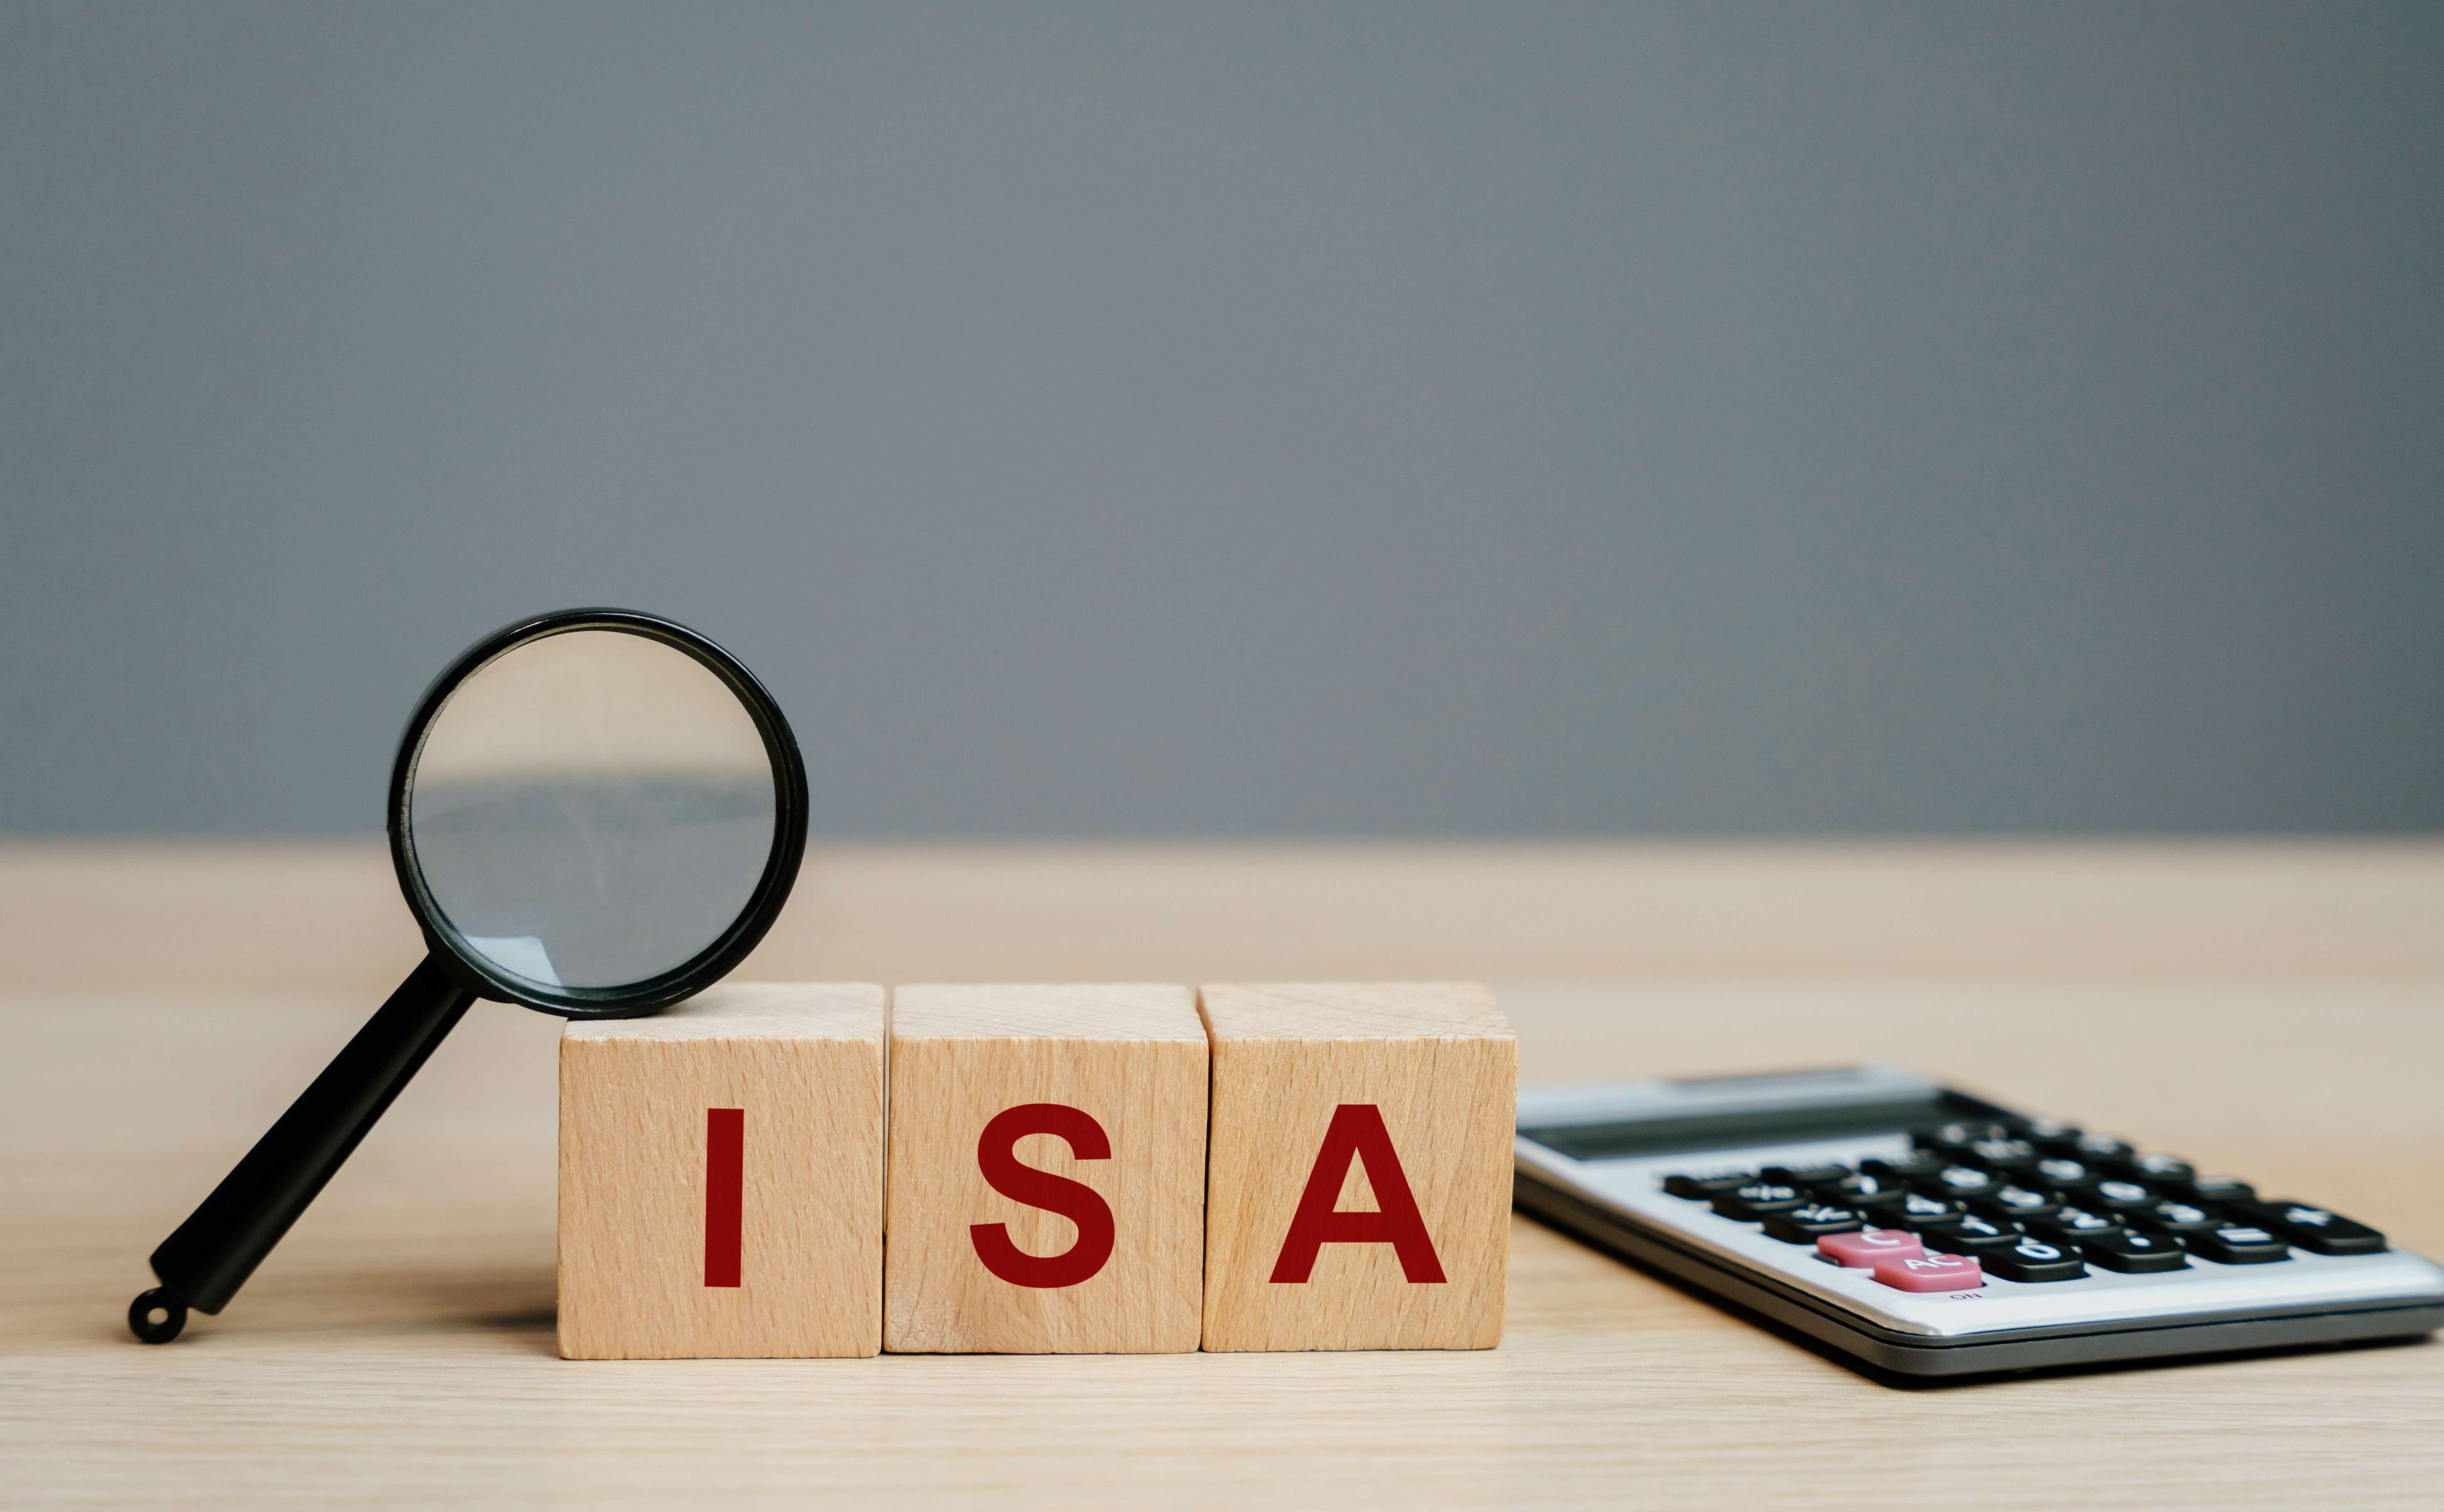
left=557, top=982, right=886, bottom=1359
left=884, top=984, right=1207, bottom=1354
left=1198, top=982, right=1515, bottom=1352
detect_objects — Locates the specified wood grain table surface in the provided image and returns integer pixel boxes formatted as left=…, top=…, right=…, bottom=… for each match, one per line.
left=4, top=839, right=2441, bottom=1508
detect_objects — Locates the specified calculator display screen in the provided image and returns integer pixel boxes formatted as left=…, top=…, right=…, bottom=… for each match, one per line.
left=1521, top=1091, right=2003, bottom=1163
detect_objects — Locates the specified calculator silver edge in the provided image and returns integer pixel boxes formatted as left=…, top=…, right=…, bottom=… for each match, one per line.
left=1514, top=1070, right=2444, bottom=1373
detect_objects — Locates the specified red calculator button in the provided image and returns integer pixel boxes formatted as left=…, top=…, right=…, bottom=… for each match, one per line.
left=1873, top=1252, right=1984, bottom=1292
left=1818, top=1229, right=1923, bottom=1269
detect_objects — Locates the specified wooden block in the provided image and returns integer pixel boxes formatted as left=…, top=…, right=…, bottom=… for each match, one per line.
left=557, top=982, right=885, bottom=1359
left=1197, top=982, right=1515, bottom=1352
left=884, top=984, right=1207, bottom=1353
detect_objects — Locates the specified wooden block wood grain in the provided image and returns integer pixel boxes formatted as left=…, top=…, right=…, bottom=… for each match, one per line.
left=884, top=984, right=1207, bottom=1353
left=557, top=982, right=885, bottom=1360
left=1198, top=982, right=1515, bottom=1352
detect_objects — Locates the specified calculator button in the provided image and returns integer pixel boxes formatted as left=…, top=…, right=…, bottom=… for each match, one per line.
left=1917, top=1213, right=2023, bottom=1255
left=1762, top=1203, right=1866, bottom=1242
left=1810, top=1171, right=1911, bottom=1212
left=1860, top=1152, right=1947, bottom=1181
left=2128, top=1200, right=2223, bottom=1237
left=2088, top=1178, right=2157, bottom=1212
left=2026, top=1205, right=2118, bottom=1242
left=1662, top=1171, right=1756, bottom=1199
left=2021, top=1117, right=2082, bottom=1152
left=2226, top=1201, right=2388, bottom=1257
left=1711, top=1182, right=1809, bottom=1220
left=2187, top=1223, right=2292, bottom=1265
left=1914, top=1164, right=2001, bottom=1200
left=1818, top=1228, right=1923, bottom=1269
left=2071, top=1133, right=2137, bottom=1163
left=2032, top=1156, right=2102, bottom=1194
left=1913, top=1122, right=2010, bottom=1156
left=1889, top=1190, right=1963, bottom=1230
left=1982, top=1235, right=2088, bottom=1283
left=1963, top=1137, right=2041, bottom=1173
left=1967, top=1184, right=2059, bottom=1222
left=1873, top=1252, right=1985, bottom=1292
left=2120, top=1152, right=2196, bottom=1184
left=2170, top=1175, right=2258, bottom=1205
left=1761, top=1163, right=1853, bottom=1188
left=2081, top=1228, right=2189, bottom=1273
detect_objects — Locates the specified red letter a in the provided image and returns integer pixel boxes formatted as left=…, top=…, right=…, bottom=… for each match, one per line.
left=970, top=1102, right=1117, bottom=1289
left=1269, top=1103, right=1446, bottom=1284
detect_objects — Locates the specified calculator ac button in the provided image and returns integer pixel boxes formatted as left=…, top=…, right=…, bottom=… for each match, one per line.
left=1818, top=1228, right=1923, bottom=1269
left=2225, top=1201, right=2386, bottom=1257
left=1872, top=1252, right=1984, bottom=1293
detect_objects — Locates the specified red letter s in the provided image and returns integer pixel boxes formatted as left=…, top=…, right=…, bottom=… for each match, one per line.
left=1270, top=1103, right=1446, bottom=1284
left=970, top=1102, right=1116, bottom=1288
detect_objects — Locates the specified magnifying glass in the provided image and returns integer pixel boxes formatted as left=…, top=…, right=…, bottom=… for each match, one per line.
left=127, top=608, right=807, bottom=1343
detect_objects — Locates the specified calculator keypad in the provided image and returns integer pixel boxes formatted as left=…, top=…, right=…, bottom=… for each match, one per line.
left=1652, top=1116, right=2392, bottom=1297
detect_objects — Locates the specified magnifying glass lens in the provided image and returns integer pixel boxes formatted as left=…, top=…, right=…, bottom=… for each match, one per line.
left=406, top=628, right=776, bottom=990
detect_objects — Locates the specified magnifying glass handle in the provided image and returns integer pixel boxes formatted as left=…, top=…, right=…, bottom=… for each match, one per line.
left=129, top=953, right=476, bottom=1342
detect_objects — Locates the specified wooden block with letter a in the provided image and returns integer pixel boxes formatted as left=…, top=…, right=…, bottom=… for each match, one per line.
left=884, top=984, right=1207, bottom=1354
left=557, top=982, right=886, bottom=1360
left=1198, top=982, right=1515, bottom=1352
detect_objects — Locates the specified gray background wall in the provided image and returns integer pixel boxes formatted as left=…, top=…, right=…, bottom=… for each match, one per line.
left=4, top=2, right=2438, bottom=837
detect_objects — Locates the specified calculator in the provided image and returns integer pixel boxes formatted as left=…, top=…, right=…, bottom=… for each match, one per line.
left=1514, top=1066, right=2444, bottom=1377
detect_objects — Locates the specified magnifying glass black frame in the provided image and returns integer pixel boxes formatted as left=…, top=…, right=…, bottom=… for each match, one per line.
left=128, top=608, right=807, bottom=1344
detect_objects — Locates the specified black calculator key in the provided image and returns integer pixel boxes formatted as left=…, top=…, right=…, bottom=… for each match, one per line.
left=2081, top=1227, right=2189, bottom=1274
left=1919, top=1213, right=2023, bottom=1254
left=2226, top=1200, right=2387, bottom=1257
left=1966, top=1184, right=2060, bottom=1222
left=1761, top=1203, right=1866, bottom=1242
left=1662, top=1171, right=1757, bottom=1199
left=1913, top=1122, right=2010, bottom=1157
left=2071, top=1133, right=2137, bottom=1163
left=1760, top=1163, right=1853, bottom=1188
left=2031, top=1156, right=2102, bottom=1194
left=1915, top=1164, right=2002, bottom=1200
left=2088, top=1178, right=2157, bottom=1212
left=1860, top=1151, right=1947, bottom=1181
left=2128, top=1199, right=2223, bottom=1236
left=2187, top=1222, right=2292, bottom=1265
left=2020, top=1116, right=2082, bottom=1152
left=1963, top=1137, right=2041, bottom=1173
left=2026, top=1205, right=2119, bottom=1242
left=1889, top=1190, right=1962, bottom=1230
left=1711, top=1182, right=1809, bottom=1220
left=2121, top=1152, right=2196, bottom=1185
left=1811, top=1171, right=1912, bottom=1211
left=1982, top=1235, right=2087, bottom=1283
left=2173, top=1175, right=2258, bottom=1205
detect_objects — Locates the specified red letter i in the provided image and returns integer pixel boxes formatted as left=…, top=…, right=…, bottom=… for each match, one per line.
left=705, top=1107, right=744, bottom=1287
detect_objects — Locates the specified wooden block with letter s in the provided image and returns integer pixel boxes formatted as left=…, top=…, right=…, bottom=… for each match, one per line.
left=1198, top=982, right=1516, bottom=1352
left=884, top=983, right=1208, bottom=1354
left=557, top=982, right=886, bottom=1360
